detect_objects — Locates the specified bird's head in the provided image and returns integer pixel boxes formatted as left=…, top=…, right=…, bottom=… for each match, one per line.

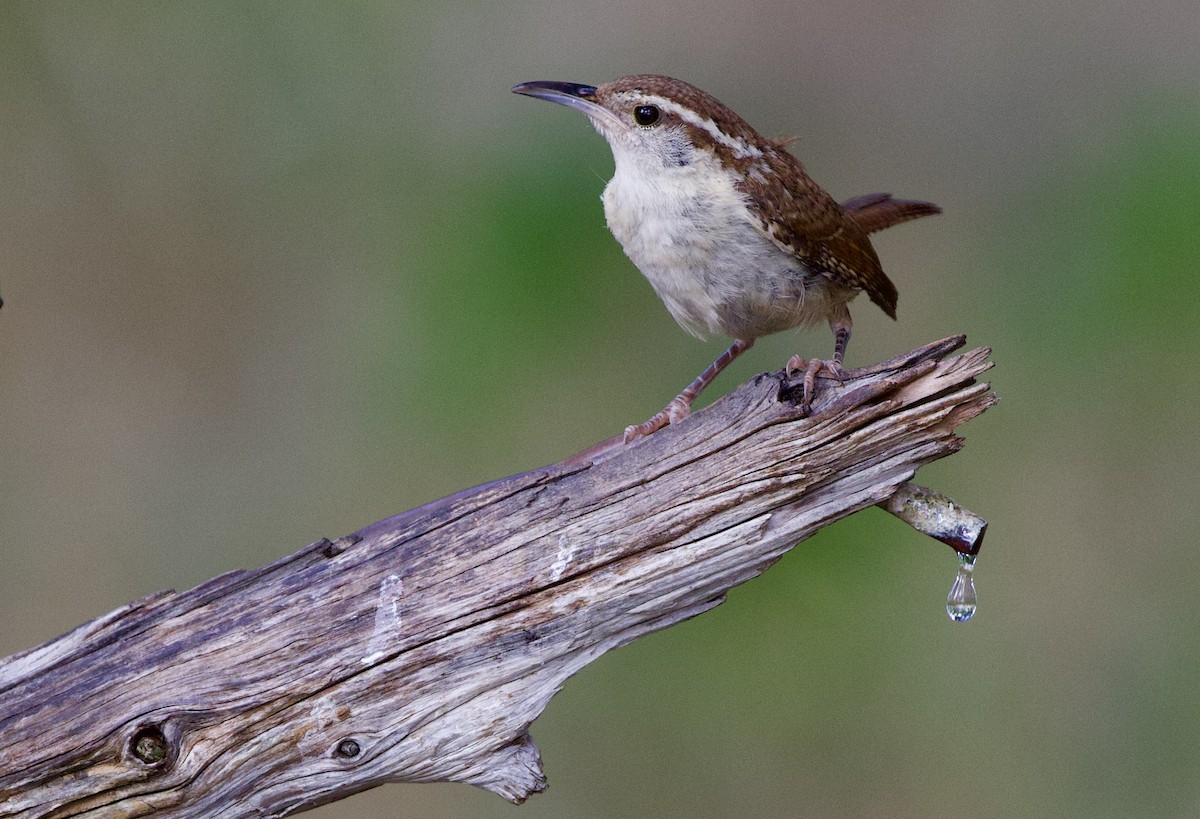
left=512, top=74, right=770, bottom=173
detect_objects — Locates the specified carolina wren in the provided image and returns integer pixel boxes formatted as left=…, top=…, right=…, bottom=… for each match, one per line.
left=512, top=74, right=939, bottom=441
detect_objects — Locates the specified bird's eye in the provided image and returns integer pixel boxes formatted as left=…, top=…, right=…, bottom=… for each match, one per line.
left=633, top=105, right=661, bottom=127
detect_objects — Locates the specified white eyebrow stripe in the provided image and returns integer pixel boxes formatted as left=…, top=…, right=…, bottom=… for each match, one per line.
left=641, top=94, right=764, bottom=159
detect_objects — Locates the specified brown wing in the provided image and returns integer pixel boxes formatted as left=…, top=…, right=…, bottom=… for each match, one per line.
left=741, top=149, right=899, bottom=319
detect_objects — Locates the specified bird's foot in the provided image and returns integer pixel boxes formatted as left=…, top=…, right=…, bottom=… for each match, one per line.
left=785, top=355, right=846, bottom=410
left=623, top=395, right=691, bottom=444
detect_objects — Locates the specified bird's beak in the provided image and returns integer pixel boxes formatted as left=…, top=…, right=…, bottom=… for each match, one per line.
left=512, top=81, right=626, bottom=131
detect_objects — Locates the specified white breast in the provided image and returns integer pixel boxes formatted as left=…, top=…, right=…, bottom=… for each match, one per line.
left=601, top=146, right=827, bottom=340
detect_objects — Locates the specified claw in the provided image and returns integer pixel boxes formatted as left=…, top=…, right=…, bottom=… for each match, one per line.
left=622, top=423, right=649, bottom=444
left=799, top=358, right=847, bottom=406
left=623, top=396, right=690, bottom=444
left=785, top=354, right=806, bottom=379
left=789, top=316, right=852, bottom=410
left=665, top=396, right=690, bottom=424
left=623, top=414, right=667, bottom=444
left=803, top=358, right=821, bottom=405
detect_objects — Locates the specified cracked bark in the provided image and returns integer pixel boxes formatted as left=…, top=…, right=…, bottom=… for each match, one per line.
left=0, top=336, right=995, bottom=818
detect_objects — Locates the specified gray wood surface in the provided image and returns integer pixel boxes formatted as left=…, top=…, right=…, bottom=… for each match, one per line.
left=0, top=336, right=995, bottom=818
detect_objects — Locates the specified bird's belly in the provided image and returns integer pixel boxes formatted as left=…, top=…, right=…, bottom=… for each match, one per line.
left=602, top=175, right=837, bottom=340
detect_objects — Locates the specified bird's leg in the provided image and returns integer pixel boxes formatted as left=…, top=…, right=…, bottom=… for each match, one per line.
left=624, top=338, right=754, bottom=443
left=786, top=308, right=852, bottom=407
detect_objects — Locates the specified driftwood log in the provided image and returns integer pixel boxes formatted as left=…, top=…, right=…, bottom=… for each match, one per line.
left=0, top=336, right=995, bottom=818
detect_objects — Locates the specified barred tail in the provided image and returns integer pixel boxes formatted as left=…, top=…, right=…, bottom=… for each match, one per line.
left=841, top=193, right=941, bottom=234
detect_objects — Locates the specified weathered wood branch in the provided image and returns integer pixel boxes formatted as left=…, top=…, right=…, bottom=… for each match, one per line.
left=0, top=336, right=995, bottom=818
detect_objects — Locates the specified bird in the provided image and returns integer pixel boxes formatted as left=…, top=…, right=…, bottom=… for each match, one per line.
left=512, top=74, right=939, bottom=442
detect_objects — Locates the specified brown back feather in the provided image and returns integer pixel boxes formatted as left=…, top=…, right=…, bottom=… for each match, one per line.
left=742, top=150, right=900, bottom=319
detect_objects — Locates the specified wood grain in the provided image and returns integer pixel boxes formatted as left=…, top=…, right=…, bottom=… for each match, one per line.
left=0, top=336, right=995, bottom=818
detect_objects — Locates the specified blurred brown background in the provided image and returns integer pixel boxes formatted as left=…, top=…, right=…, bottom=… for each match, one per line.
left=2, top=1, right=1198, bottom=816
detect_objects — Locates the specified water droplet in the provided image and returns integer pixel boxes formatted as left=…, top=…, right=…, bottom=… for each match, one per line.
left=946, top=552, right=977, bottom=622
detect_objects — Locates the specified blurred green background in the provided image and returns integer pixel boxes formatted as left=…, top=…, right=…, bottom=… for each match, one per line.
left=2, top=1, right=1198, bottom=816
